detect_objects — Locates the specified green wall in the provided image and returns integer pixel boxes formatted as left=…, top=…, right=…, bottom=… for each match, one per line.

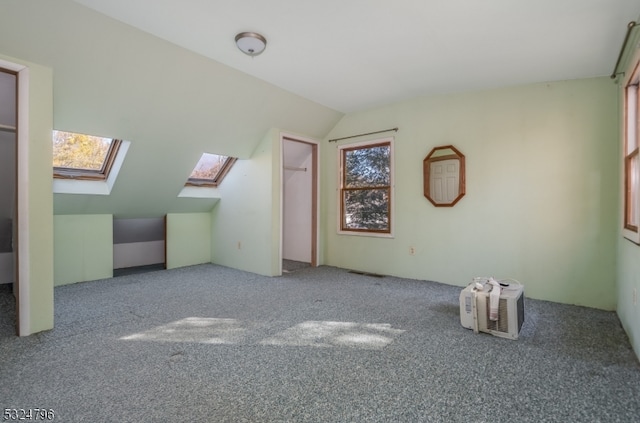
left=53, top=214, right=113, bottom=286
left=52, top=212, right=213, bottom=283
left=616, top=33, right=640, bottom=360
left=211, top=129, right=281, bottom=276
left=0, top=53, right=54, bottom=335
left=617, top=240, right=640, bottom=360
left=166, top=212, right=211, bottom=269
left=322, top=77, right=619, bottom=310
left=24, top=58, right=54, bottom=334
left=53, top=212, right=215, bottom=280
left=0, top=0, right=342, bottom=219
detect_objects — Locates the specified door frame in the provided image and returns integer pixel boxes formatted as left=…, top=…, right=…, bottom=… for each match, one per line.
left=279, top=133, right=319, bottom=274
left=1, top=59, right=30, bottom=336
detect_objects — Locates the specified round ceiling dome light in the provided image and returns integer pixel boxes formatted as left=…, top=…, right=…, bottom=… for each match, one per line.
left=235, top=32, right=267, bottom=57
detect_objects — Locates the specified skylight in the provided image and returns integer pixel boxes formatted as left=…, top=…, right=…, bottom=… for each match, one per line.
left=53, top=130, right=121, bottom=180
left=186, top=153, right=236, bottom=187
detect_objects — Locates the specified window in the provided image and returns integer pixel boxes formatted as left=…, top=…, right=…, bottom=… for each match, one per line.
left=53, top=130, right=121, bottom=180
left=186, top=153, right=237, bottom=187
left=624, top=62, right=640, bottom=243
left=339, top=139, right=393, bottom=235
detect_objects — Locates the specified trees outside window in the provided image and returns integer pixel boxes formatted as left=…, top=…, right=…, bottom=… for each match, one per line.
left=53, top=130, right=121, bottom=180
left=186, top=153, right=237, bottom=187
left=339, top=139, right=393, bottom=235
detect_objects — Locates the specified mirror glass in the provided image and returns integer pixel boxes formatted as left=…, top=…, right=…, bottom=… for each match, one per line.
left=423, top=145, right=465, bottom=207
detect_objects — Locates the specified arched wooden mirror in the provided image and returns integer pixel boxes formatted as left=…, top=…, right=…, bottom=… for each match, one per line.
left=423, top=145, right=465, bottom=207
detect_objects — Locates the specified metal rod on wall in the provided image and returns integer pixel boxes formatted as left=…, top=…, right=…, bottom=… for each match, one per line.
left=328, top=127, right=398, bottom=143
left=0, top=124, right=16, bottom=133
left=611, top=21, right=638, bottom=79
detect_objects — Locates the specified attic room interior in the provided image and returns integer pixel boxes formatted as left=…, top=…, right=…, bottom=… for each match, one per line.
left=1, top=1, right=640, bottom=421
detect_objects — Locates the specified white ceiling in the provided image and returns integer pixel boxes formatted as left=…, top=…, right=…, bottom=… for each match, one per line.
left=70, top=0, right=640, bottom=113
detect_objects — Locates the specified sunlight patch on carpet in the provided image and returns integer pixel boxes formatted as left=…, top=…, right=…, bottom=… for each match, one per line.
left=120, top=318, right=405, bottom=349
left=120, top=317, right=247, bottom=344
left=260, top=321, right=405, bottom=350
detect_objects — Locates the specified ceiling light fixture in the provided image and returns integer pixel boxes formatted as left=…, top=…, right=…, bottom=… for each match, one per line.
left=235, top=32, right=267, bottom=57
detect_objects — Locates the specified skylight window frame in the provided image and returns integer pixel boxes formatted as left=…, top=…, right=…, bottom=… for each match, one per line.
left=53, top=135, right=122, bottom=181
left=185, top=155, right=237, bottom=188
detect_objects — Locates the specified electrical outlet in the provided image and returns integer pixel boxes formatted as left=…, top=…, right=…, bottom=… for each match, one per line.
left=409, top=246, right=416, bottom=256
left=237, top=241, right=242, bottom=250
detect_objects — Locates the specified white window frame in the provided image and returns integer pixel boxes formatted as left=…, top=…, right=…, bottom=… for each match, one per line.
left=337, top=137, right=394, bottom=238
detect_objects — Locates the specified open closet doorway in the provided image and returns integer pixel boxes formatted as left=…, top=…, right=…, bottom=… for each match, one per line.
left=281, top=135, right=318, bottom=273
left=0, top=67, right=18, bottom=334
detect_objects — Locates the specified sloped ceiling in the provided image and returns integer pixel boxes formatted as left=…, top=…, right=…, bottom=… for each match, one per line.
left=0, top=1, right=638, bottom=218
left=73, top=0, right=640, bottom=113
left=0, top=0, right=343, bottom=217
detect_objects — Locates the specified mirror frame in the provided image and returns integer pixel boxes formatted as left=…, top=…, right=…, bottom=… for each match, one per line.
left=423, top=145, right=466, bottom=207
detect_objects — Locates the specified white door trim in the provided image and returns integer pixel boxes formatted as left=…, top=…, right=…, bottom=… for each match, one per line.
left=279, top=132, right=320, bottom=275
left=0, top=58, right=30, bottom=335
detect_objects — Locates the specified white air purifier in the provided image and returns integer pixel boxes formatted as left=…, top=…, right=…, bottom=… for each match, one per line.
left=460, top=279, right=525, bottom=340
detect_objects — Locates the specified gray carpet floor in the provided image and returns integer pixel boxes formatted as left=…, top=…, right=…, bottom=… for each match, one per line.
left=282, top=259, right=311, bottom=273
left=0, top=264, right=639, bottom=422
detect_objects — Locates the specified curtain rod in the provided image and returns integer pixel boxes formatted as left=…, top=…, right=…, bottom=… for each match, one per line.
left=611, top=21, right=638, bottom=79
left=328, top=127, right=398, bottom=143
left=0, top=124, right=16, bottom=133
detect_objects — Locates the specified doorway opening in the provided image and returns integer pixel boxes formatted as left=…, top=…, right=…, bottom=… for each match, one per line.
left=0, top=67, right=18, bottom=336
left=281, top=135, right=318, bottom=273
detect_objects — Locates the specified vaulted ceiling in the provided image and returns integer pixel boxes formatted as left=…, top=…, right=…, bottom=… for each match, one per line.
left=0, top=1, right=343, bottom=217
left=0, top=1, right=638, bottom=217
left=74, top=0, right=640, bottom=113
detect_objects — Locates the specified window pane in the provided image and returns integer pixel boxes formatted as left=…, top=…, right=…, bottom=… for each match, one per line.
left=53, top=130, right=113, bottom=171
left=627, top=85, right=638, bottom=152
left=624, top=71, right=640, bottom=241
left=343, top=188, right=389, bottom=230
left=628, top=153, right=639, bottom=228
left=344, top=145, right=390, bottom=188
left=189, top=153, right=229, bottom=180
